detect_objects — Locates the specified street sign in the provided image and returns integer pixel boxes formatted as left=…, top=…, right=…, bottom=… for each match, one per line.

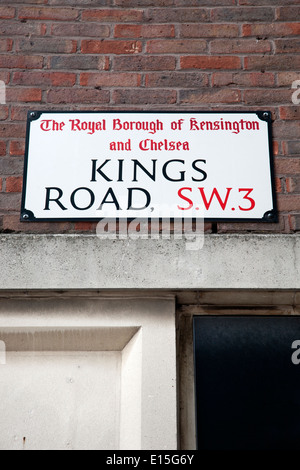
left=21, top=111, right=277, bottom=222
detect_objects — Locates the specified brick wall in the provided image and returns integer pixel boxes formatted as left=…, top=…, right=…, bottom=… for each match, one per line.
left=0, top=0, right=299, bottom=234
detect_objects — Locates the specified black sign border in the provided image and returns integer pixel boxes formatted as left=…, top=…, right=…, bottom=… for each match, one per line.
left=20, top=110, right=278, bottom=223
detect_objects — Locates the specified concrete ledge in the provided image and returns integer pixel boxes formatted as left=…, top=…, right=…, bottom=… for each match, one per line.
left=0, top=234, right=299, bottom=291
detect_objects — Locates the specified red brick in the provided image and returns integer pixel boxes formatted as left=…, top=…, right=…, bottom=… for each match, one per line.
left=0, top=178, right=2, bottom=192
left=147, top=8, right=209, bottom=23
left=180, top=24, right=239, bottom=38
left=180, top=89, right=240, bottom=104
left=0, top=55, right=43, bottom=69
left=245, top=56, right=300, bottom=71
left=0, top=107, right=9, bottom=121
left=16, top=38, right=77, bottom=54
left=0, top=7, right=15, bottom=19
left=114, top=56, right=176, bottom=71
left=82, top=9, right=143, bottom=22
left=80, top=72, right=141, bottom=87
left=145, top=72, right=209, bottom=88
left=210, top=39, right=272, bottom=54
left=276, top=177, right=283, bottom=193
left=277, top=7, right=300, bottom=21
left=81, top=40, right=142, bottom=55
left=275, top=39, right=300, bottom=54
left=113, top=89, right=177, bottom=105
left=0, top=141, right=6, bottom=156
left=181, top=56, right=242, bottom=70
left=212, top=7, right=274, bottom=22
left=47, top=88, right=110, bottom=104
left=147, top=39, right=207, bottom=54
left=51, top=23, right=110, bottom=38
left=6, top=88, right=42, bottom=103
left=6, top=177, right=23, bottom=193
left=9, top=141, right=25, bottom=156
left=280, top=107, right=300, bottom=120
left=74, top=222, right=98, bottom=231
left=12, top=71, right=76, bottom=87
left=18, top=7, right=79, bottom=21
left=243, top=23, right=300, bottom=38
left=0, top=39, right=13, bottom=52
left=114, top=24, right=175, bottom=38
left=0, top=72, right=9, bottom=85
left=212, top=72, right=275, bottom=87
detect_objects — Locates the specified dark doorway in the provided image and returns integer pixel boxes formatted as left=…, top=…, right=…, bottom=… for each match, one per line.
left=194, top=316, right=300, bottom=450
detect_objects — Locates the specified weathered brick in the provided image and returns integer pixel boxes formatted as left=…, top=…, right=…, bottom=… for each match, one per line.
left=16, top=38, right=77, bottom=54
left=0, top=157, right=24, bottom=176
left=113, top=89, right=177, bottom=105
left=114, top=24, right=175, bottom=38
left=18, top=7, right=79, bottom=21
left=0, top=7, right=15, bottom=19
left=12, top=71, right=76, bottom=87
left=145, top=72, right=209, bottom=88
left=80, top=72, right=141, bottom=87
left=275, top=39, right=300, bottom=54
left=241, top=0, right=299, bottom=4
left=114, top=55, right=176, bottom=71
left=277, top=7, right=300, bottom=21
left=181, top=56, right=242, bottom=70
left=245, top=56, right=300, bottom=71
left=0, top=39, right=13, bottom=52
left=50, top=55, right=109, bottom=70
left=280, top=107, right=300, bottom=120
left=0, top=55, right=43, bottom=69
left=212, top=72, right=275, bottom=87
left=273, top=122, right=300, bottom=140
left=278, top=195, right=300, bottom=212
left=277, top=72, right=300, bottom=87
left=0, top=141, right=6, bottom=157
left=47, top=88, right=110, bottom=104
left=210, top=39, right=272, bottom=54
left=147, top=39, right=207, bottom=54
left=81, top=40, right=142, bottom=55
left=6, top=176, right=23, bottom=193
left=0, top=107, right=9, bottom=121
left=0, top=20, right=44, bottom=36
left=82, top=9, right=144, bottom=22
left=0, top=193, right=21, bottom=211
left=180, top=24, right=239, bottom=38
left=212, top=7, right=275, bottom=22
left=288, top=215, right=300, bottom=232
left=9, top=141, right=25, bottom=156
left=147, top=8, right=209, bottom=23
left=0, top=124, right=26, bottom=139
left=243, top=23, right=300, bottom=38
left=243, top=89, right=292, bottom=105
left=180, top=89, right=240, bottom=104
left=51, top=23, right=110, bottom=38
left=283, top=142, right=300, bottom=156
left=6, top=88, right=42, bottom=103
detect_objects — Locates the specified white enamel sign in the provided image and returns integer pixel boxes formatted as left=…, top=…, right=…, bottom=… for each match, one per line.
left=21, top=111, right=277, bottom=222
